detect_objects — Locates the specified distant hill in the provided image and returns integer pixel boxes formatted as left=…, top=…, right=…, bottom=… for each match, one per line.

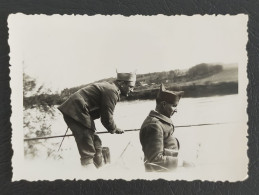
left=125, top=64, right=238, bottom=100
left=181, top=66, right=238, bottom=86
left=58, top=63, right=238, bottom=101
left=23, top=63, right=238, bottom=108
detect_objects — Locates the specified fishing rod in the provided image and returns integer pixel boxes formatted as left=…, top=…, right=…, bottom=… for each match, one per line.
left=23, top=122, right=229, bottom=141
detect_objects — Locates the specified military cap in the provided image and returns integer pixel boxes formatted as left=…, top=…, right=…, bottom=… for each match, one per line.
left=116, top=71, right=136, bottom=83
left=156, top=84, right=184, bottom=105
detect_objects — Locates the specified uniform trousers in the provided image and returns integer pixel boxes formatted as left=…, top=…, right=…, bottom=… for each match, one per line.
left=63, top=115, right=103, bottom=167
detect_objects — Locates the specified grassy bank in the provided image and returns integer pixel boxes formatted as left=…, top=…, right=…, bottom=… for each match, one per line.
left=124, top=66, right=238, bottom=101
left=125, top=81, right=238, bottom=101
left=23, top=64, right=238, bottom=108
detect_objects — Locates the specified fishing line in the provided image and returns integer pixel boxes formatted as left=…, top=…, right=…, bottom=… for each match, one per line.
left=24, top=122, right=232, bottom=141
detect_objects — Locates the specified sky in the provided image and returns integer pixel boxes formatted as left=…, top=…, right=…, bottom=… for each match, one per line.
left=8, top=14, right=248, bottom=92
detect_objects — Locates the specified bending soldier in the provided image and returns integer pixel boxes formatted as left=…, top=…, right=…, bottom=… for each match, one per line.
left=58, top=71, right=136, bottom=169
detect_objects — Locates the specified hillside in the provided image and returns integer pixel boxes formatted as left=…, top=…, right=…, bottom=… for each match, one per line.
left=184, top=67, right=238, bottom=85
left=124, top=65, right=238, bottom=101
left=23, top=63, right=238, bottom=108
left=62, top=63, right=238, bottom=102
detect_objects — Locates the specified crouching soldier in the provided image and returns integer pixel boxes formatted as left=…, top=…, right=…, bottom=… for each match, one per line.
left=58, top=71, right=136, bottom=169
left=139, top=84, right=191, bottom=172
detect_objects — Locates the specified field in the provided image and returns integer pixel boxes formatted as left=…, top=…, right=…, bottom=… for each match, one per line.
left=184, top=67, right=238, bottom=85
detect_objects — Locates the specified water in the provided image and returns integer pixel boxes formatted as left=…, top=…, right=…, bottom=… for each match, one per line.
left=19, top=94, right=248, bottom=181
left=51, top=94, right=244, bottom=134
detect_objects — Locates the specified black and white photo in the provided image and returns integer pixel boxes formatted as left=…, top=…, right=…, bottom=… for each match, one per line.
left=9, top=14, right=248, bottom=181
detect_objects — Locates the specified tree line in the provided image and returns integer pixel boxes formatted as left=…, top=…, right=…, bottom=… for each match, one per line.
left=23, top=63, right=225, bottom=109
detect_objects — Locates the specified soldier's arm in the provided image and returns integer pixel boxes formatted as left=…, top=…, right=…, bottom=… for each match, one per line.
left=164, top=137, right=180, bottom=157
left=100, top=90, right=118, bottom=132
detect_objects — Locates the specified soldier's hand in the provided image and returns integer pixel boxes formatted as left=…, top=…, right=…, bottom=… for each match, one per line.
left=115, top=128, right=124, bottom=134
left=183, top=160, right=195, bottom=167
left=110, top=128, right=124, bottom=134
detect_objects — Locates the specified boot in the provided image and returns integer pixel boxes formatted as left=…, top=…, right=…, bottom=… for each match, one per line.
left=81, top=163, right=97, bottom=170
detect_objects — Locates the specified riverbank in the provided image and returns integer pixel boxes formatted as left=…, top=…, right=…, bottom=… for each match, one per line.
left=23, top=64, right=238, bottom=108
left=125, top=81, right=238, bottom=101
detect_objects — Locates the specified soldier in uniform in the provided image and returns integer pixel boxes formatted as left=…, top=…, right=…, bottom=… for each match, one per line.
left=58, top=71, right=136, bottom=169
left=139, top=84, right=191, bottom=172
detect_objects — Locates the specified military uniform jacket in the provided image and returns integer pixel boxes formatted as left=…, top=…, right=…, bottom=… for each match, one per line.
left=58, top=82, right=120, bottom=132
left=139, top=110, right=180, bottom=172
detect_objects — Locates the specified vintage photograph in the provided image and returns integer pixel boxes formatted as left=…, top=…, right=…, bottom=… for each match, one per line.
left=9, top=14, right=248, bottom=181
